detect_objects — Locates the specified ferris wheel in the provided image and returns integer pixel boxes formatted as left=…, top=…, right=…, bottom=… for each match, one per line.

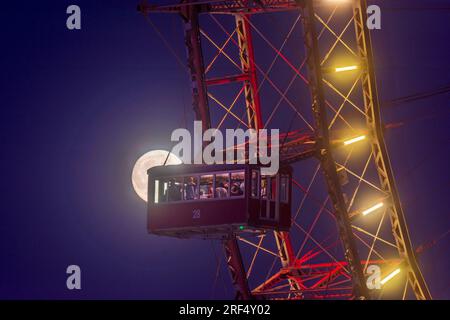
left=139, top=0, right=431, bottom=300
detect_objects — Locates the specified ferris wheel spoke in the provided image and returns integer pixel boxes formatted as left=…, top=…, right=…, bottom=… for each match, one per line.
left=323, top=78, right=366, bottom=116
left=292, top=220, right=349, bottom=274
left=237, top=236, right=280, bottom=258
left=296, top=196, right=330, bottom=258
left=264, top=4, right=340, bottom=130
left=242, top=16, right=309, bottom=84
left=315, top=13, right=357, bottom=58
left=361, top=209, right=389, bottom=272
left=352, top=225, right=397, bottom=250
left=320, top=13, right=357, bottom=66
left=335, top=162, right=387, bottom=194
left=204, top=28, right=238, bottom=74
left=263, top=63, right=309, bottom=130
left=353, top=231, right=385, bottom=261
left=327, top=73, right=363, bottom=130
left=200, top=29, right=242, bottom=71
left=346, top=151, right=374, bottom=212
left=245, top=234, right=266, bottom=279
left=208, top=92, right=249, bottom=128
left=254, top=14, right=302, bottom=95
left=211, top=13, right=314, bottom=131
left=141, top=0, right=431, bottom=300
left=292, top=164, right=321, bottom=221
left=402, top=279, right=409, bottom=300
left=253, top=61, right=314, bottom=130
left=215, top=86, right=246, bottom=130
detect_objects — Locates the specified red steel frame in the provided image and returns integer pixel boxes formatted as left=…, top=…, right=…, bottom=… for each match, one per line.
left=140, top=0, right=431, bottom=300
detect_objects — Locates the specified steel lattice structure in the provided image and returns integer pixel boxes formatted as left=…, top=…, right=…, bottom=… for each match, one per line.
left=140, top=0, right=431, bottom=300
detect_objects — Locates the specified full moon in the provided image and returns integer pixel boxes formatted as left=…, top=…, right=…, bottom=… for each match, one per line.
left=132, top=149, right=182, bottom=202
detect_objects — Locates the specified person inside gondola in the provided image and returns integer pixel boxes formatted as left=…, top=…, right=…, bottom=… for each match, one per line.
left=230, top=183, right=243, bottom=196
left=185, top=176, right=197, bottom=200
left=167, top=178, right=181, bottom=201
left=215, top=182, right=228, bottom=198
left=261, top=179, right=267, bottom=198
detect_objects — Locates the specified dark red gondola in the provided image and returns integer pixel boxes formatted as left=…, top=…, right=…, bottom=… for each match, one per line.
left=147, top=164, right=292, bottom=238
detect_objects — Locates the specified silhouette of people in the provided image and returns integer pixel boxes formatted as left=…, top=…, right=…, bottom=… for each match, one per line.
left=167, top=178, right=181, bottom=201
left=261, top=179, right=267, bottom=198
left=200, top=181, right=213, bottom=199
left=215, top=182, right=228, bottom=198
left=231, top=183, right=243, bottom=196
left=185, top=177, right=197, bottom=200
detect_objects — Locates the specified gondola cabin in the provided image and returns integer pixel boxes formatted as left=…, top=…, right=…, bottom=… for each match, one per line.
left=147, top=164, right=292, bottom=238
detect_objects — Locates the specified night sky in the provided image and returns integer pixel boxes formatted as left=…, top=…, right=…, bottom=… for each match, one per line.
left=1, top=0, right=449, bottom=299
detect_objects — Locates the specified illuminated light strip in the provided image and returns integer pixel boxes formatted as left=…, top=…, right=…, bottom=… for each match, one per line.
left=362, top=202, right=384, bottom=216
left=335, top=65, right=358, bottom=73
left=154, top=180, right=159, bottom=203
left=381, top=268, right=401, bottom=285
left=343, top=135, right=366, bottom=146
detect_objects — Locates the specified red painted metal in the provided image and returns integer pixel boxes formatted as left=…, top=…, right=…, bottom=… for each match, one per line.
left=148, top=164, right=292, bottom=237
left=139, top=0, right=430, bottom=300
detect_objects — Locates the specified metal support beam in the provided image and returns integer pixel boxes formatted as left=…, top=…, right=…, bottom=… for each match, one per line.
left=139, top=0, right=302, bottom=15
left=140, top=0, right=432, bottom=300
left=223, top=237, right=253, bottom=300
left=235, top=15, right=263, bottom=129
left=181, top=5, right=211, bottom=131
left=352, top=0, right=431, bottom=300
left=274, top=231, right=304, bottom=297
left=300, top=0, right=369, bottom=299
left=237, top=13, right=303, bottom=295
left=206, top=74, right=249, bottom=86
left=182, top=6, right=253, bottom=299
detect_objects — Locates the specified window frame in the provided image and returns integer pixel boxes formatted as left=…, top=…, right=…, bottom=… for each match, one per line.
left=215, top=172, right=231, bottom=198
left=183, top=175, right=200, bottom=201
left=280, top=174, right=289, bottom=204
left=251, top=169, right=260, bottom=199
left=199, top=174, right=215, bottom=200
left=230, top=170, right=246, bottom=198
left=151, top=169, right=245, bottom=204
